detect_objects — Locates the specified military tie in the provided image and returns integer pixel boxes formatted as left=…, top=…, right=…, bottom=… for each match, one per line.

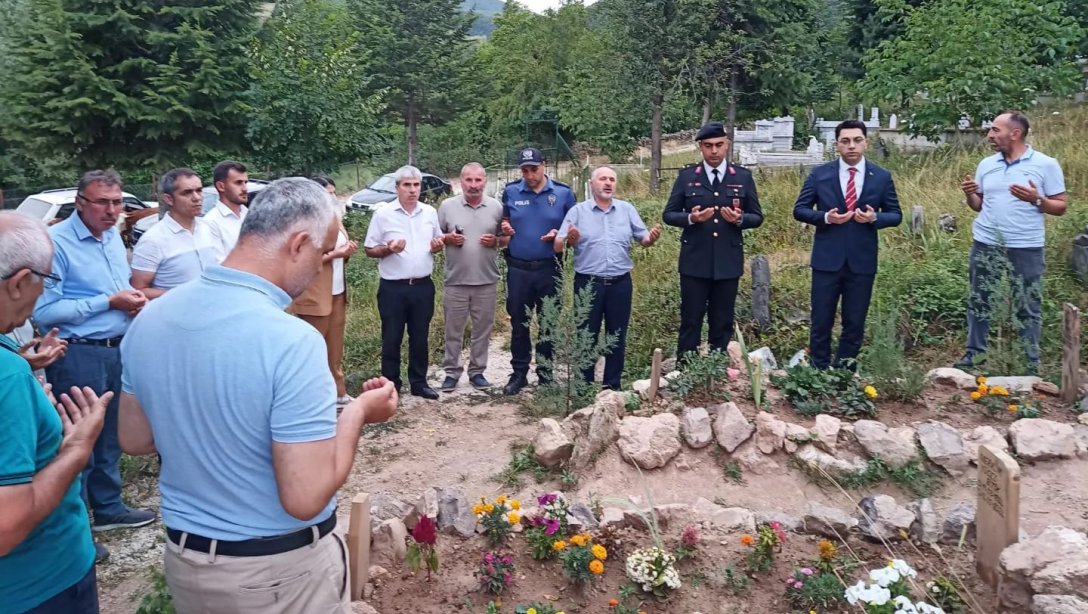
left=712, top=168, right=721, bottom=189
left=845, top=167, right=858, bottom=212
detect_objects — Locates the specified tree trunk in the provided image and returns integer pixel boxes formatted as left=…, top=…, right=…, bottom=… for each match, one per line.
left=406, top=101, right=418, bottom=167
left=702, top=87, right=714, bottom=125
left=650, top=93, right=663, bottom=194
left=725, top=63, right=738, bottom=162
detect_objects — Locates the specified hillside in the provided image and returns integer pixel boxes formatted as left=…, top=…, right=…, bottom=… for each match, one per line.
left=462, top=0, right=504, bottom=36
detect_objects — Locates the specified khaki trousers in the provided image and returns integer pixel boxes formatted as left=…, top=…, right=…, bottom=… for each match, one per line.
left=299, top=293, right=348, bottom=396
left=164, top=529, right=350, bottom=614
left=442, top=283, right=497, bottom=379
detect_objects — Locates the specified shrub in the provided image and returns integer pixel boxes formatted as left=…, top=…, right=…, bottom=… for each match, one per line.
left=773, top=365, right=877, bottom=418
left=860, top=311, right=928, bottom=402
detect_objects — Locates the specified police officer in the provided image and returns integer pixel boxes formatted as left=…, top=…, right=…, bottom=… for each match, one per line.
left=662, top=122, right=764, bottom=360
left=500, top=147, right=576, bottom=395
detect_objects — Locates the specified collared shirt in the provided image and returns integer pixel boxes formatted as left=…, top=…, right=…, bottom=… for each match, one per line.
left=558, top=198, right=648, bottom=277
left=702, top=160, right=729, bottom=186
left=33, top=213, right=133, bottom=339
left=203, top=201, right=248, bottom=263
left=437, top=194, right=504, bottom=285
left=0, top=335, right=95, bottom=612
left=363, top=200, right=442, bottom=280
left=502, top=177, right=576, bottom=261
left=838, top=157, right=867, bottom=199
left=973, top=146, right=1065, bottom=248
left=130, top=213, right=218, bottom=290
left=120, top=266, right=337, bottom=540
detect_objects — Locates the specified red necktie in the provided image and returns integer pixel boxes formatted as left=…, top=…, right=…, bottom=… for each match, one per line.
left=845, top=167, right=858, bottom=212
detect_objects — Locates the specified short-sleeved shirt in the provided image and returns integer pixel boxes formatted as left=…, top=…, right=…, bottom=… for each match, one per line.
left=437, top=194, right=503, bottom=286
left=363, top=200, right=442, bottom=280
left=130, top=214, right=218, bottom=290
left=558, top=198, right=648, bottom=277
left=501, top=177, right=576, bottom=261
left=972, top=147, right=1066, bottom=248
left=0, top=335, right=94, bottom=612
left=120, top=266, right=337, bottom=540
left=203, top=201, right=248, bottom=262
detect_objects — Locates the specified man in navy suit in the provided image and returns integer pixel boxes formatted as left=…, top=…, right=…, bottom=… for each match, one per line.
left=793, top=120, right=901, bottom=370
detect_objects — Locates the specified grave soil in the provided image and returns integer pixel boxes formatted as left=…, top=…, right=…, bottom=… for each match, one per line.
left=95, top=350, right=1088, bottom=613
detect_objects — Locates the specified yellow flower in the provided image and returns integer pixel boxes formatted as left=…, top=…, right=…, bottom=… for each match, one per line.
left=472, top=503, right=485, bottom=515
left=864, top=385, right=878, bottom=399
left=977, top=376, right=987, bottom=385
left=507, top=512, right=521, bottom=524
left=570, top=534, right=587, bottom=547
left=589, top=559, right=605, bottom=575
left=510, top=499, right=521, bottom=510
left=978, top=384, right=989, bottom=395
left=552, top=540, right=567, bottom=551
left=1008, top=404, right=1019, bottom=412
left=527, top=609, right=537, bottom=614
left=993, top=386, right=1009, bottom=396
left=483, top=503, right=494, bottom=514
left=810, top=610, right=818, bottom=614
left=496, top=495, right=507, bottom=505
left=970, top=391, right=982, bottom=401
left=592, top=544, right=608, bottom=561
left=818, top=539, right=836, bottom=561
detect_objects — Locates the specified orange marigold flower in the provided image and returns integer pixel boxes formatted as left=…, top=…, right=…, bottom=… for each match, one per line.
left=588, top=559, right=605, bottom=575
left=552, top=540, right=567, bottom=551
left=570, top=534, right=587, bottom=547
left=741, top=534, right=755, bottom=547
left=970, top=391, right=982, bottom=401
left=592, top=544, right=608, bottom=561
left=1008, top=404, right=1018, bottom=412
left=609, top=599, right=619, bottom=607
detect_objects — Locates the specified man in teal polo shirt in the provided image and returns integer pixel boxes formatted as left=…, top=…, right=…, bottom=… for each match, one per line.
left=957, top=111, right=1068, bottom=373
left=0, top=211, right=112, bottom=613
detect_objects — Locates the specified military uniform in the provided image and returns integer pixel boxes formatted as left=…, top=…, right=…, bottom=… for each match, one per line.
left=662, top=125, right=763, bottom=357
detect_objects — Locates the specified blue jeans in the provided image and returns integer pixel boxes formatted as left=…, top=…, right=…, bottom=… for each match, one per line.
left=575, top=273, right=633, bottom=389
left=966, top=241, right=1044, bottom=364
left=24, top=564, right=98, bottom=613
left=46, top=344, right=126, bottom=517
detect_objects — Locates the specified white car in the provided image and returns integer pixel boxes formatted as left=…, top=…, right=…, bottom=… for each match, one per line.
left=15, top=188, right=157, bottom=246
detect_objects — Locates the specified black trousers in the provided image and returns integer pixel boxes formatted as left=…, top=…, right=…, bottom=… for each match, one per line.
left=506, top=263, right=560, bottom=378
left=677, top=274, right=739, bottom=358
left=377, top=278, right=435, bottom=390
left=575, top=273, right=632, bottom=390
left=809, top=267, right=875, bottom=370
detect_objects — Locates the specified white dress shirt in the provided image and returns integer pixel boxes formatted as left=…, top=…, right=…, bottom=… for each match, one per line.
left=363, top=201, right=442, bottom=280
left=838, top=157, right=866, bottom=200
left=331, top=227, right=349, bottom=296
left=130, top=213, right=217, bottom=290
left=702, top=160, right=729, bottom=185
left=203, top=201, right=248, bottom=263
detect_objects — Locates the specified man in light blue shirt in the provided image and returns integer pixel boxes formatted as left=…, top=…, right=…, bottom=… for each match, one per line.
left=33, top=170, right=156, bottom=551
left=957, top=111, right=1068, bottom=372
left=119, top=178, right=398, bottom=613
left=555, top=166, right=661, bottom=389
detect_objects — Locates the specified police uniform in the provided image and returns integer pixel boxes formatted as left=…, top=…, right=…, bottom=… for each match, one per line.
left=501, top=148, right=576, bottom=392
left=662, top=122, right=764, bottom=358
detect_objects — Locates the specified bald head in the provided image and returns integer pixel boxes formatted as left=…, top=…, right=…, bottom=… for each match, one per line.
left=460, top=162, right=487, bottom=203
left=590, top=166, right=617, bottom=204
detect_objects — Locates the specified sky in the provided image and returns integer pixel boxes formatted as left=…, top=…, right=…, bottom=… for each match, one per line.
left=520, top=0, right=598, bottom=12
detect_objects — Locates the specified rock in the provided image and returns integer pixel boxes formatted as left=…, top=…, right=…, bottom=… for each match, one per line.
left=1073, top=426, right=1088, bottom=458
left=691, top=497, right=755, bottom=532
left=727, top=341, right=744, bottom=369
left=625, top=503, right=688, bottom=530
left=926, top=367, right=978, bottom=390
left=857, top=495, right=915, bottom=542
left=754, top=412, right=787, bottom=454
left=916, top=421, right=970, bottom=476
left=802, top=501, right=857, bottom=538
left=633, top=378, right=667, bottom=400
left=784, top=423, right=810, bottom=454
left=405, top=489, right=439, bottom=530
left=938, top=213, right=957, bottom=232
left=853, top=420, right=918, bottom=468
left=352, top=602, right=380, bottom=614
left=712, top=402, right=754, bottom=453
left=664, top=370, right=681, bottom=382
left=1031, top=558, right=1088, bottom=602
left=755, top=511, right=802, bottom=532
left=748, top=347, right=778, bottom=373
left=793, top=444, right=867, bottom=475
left=963, top=426, right=1009, bottom=463
left=1010, top=419, right=1077, bottom=461
left=1079, top=413, right=1088, bottom=427
left=811, top=414, right=842, bottom=452
left=567, top=502, right=599, bottom=532
left=680, top=407, right=714, bottom=449
left=597, top=389, right=630, bottom=419
left=998, top=527, right=1088, bottom=612
left=617, top=413, right=682, bottom=469
left=988, top=375, right=1043, bottom=394
left=568, top=398, right=621, bottom=470
left=599, top=507, right=626, bottom=530
left=1033, top=381, right=1060, bottom=396
left=940, top=502, right=976, bottom=545
left=908, top=499, right=940, bottom=544
left=731, top=440, right=782, bottom=475
left=532, top=418, right=574, bottom=468
left=369, top=494, right=414, bottom=529
left=371, top=518, right=408, bottom=567
left=435, top=487, right=476, bottom=538
left=1033, top=594, right=1088, bottom=614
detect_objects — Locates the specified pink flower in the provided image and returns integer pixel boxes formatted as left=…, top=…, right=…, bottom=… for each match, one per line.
left=544, top=518, right=560, bottom=535
left=538, top=493, right=557, bottom=506
left=410, top=515, right=437, bottom=546
left=727, top=368, right=740, bottom=379
left=794, top=581, right=804, bottom=589
left=801, top=567, right=814, bottom=576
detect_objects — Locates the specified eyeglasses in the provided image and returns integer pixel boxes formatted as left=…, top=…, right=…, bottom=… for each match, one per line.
left=77, top=193, right=124, bottom=208
left=1, top=268, right=61, bottom=289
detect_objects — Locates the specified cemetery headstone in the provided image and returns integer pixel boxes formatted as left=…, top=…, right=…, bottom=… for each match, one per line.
left=976, top=445, right=1020, bottom=587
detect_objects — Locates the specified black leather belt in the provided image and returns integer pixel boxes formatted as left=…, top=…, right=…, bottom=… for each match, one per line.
left=576, top=272, right=631, bottom=286
left=383, top=276, right=433, bottom=286
left=167, top=514, right=336, bottom=557
left=66, top=336, right=124, bottom=348
left=506, top=254, right=559, bottom=271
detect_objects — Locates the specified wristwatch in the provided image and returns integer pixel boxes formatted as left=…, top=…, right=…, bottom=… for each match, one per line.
left=1033, top=197, right=1043, bottom=209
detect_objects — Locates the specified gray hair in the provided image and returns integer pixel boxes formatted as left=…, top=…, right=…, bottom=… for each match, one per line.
left=393, top=165, right=422, bottom=185
left=0, top=211, right=52, bottom=278
left=160, top=167, right=200, bottom=197
left=460, top=162, right=485, bottom=176
left=239, top=177, right=335, bottom=250
left=77, top=169, right=123, bottom=193
left=591, top=165, right=616, bottom=180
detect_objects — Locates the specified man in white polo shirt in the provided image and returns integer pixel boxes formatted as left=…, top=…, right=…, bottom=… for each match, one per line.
left=131, top=168, right=217, bottom=298
left=957, top=110, right=1067, bottom=373
left=203, top=160, right=250, bottom=262
left=364, top=165, right=446, bottom=400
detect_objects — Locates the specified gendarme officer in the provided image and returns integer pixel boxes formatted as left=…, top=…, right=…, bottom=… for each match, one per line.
left=500, top=147, right=576, bottom=395
left=662, top=121, right=763, bottom=360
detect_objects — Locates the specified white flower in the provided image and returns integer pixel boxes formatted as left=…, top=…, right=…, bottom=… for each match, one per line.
left=865, top=585, right=892, bottom=606
left=844, top=580, right=868, bottom=605
left=890, top=559, right=918, bottom=578
left=870, top=566, right=902, bottom=587
left=894, top=595, right=918, bottom=613
left=915, top=603, right=945, bottom=614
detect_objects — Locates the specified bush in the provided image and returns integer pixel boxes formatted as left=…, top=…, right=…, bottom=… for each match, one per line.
left=860, top=311, right=928, bottom=402
left=773, top=365, right=877, bottom=418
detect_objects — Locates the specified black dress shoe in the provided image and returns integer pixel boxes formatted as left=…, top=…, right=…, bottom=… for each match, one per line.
left=954, top=353, right=981, bottom=369
left=503, top=374, right=528, bottom=396
left=411, top=386, right=440, bottom=400
left=469, top=374, right=491, bottom=389
left=440, top=376, right=458, bottom=392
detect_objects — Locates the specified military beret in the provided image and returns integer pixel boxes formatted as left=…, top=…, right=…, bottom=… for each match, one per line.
left=695, top=121, right=727, bottom=141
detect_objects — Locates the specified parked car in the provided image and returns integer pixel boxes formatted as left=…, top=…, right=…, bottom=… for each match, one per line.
left=15, top=188, right=156, bottom=246
left=131, top=180, right=272, bottom=244
left=349, top=172, right=452, bottom=212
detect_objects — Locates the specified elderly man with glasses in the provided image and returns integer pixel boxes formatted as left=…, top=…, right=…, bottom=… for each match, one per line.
left=33, top=170, right=157, bottom=562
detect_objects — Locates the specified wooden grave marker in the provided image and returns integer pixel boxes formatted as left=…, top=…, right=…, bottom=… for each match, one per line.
left=976, top=445, right=1020, bottom=588
left=647, top=348, right=663, bottom=402
left=1061, top=303, right=1080, bottom=404
left=347, top=492, right=372, bottom=600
